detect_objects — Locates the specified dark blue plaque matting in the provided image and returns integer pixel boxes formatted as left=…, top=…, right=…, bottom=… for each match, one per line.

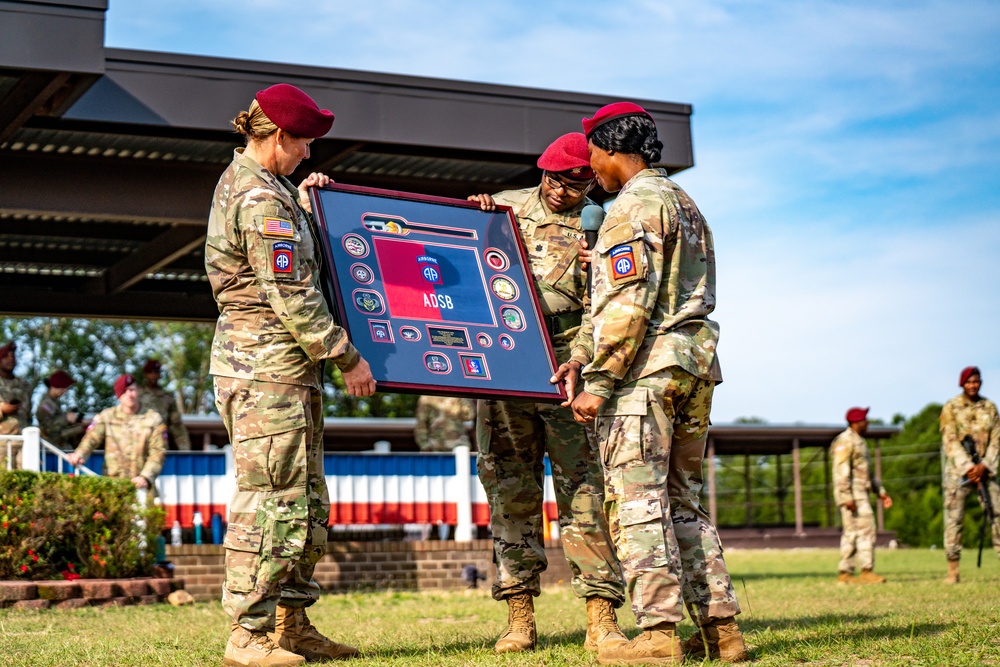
left=311, top=184, right=565, bottom=402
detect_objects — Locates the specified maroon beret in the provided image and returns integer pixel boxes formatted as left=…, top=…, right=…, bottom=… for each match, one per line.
left=46, top=370, right=76, bottom=389
left=582, top=101, right=654, bottom=138
left=0, top=341, right=15, bottom=358
left=537, top=133, right=594, bottom=180
left=845, top=407, right=869, bottom=424
left=255, top=83, right=335, bottom=139
left=113, top=374, right=136, bottom=399
left=142, top=359, right=161, bottom=374
left=959, top=366, right=981, bottom=386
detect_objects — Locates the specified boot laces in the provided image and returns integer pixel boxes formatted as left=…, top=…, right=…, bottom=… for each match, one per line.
left=595, top=603, right=618, bottom=631
left=507, top=596, right=533, bottom=632
left=248, top=631, right=280, bottom=652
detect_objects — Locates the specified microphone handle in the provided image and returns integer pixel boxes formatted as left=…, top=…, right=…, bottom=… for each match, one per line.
left=584, top=230, right=598, bottom=296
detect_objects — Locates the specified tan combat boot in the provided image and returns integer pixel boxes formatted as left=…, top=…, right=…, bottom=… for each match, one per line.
left=270, top=605, right=360, bottom=662
left=857, top=569, right=887, bottom=584
left=584, top=596, right=628, bottom=652
left=598, top=621, right=684, bottom=665
left=944, top=559, right=960, bottom=584
left=225, top=625, right=305, bottom=667
left=494, top=593, right=536, bottom=653
left=682, top=617, right=749, bottom=663
left=836, top=572, right=856, bottom=584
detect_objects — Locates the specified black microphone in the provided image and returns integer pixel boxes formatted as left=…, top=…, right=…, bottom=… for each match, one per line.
left=581, top=205, right=605, bottom=294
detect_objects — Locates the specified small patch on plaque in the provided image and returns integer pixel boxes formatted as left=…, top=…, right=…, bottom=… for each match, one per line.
left=458, top=353, right=490, bottom=379
left=424, top=352, right=452, bottom=374
left=490, top=276, right=518, bottom=301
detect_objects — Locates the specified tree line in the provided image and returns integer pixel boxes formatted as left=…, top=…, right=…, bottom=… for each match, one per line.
left=4, top=316, right=978, bottom=548
left=0, top=317, right=416, bottom=418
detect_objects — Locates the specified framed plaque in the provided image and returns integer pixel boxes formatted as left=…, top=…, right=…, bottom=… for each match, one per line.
left=310, top=183, right=565, bottom=402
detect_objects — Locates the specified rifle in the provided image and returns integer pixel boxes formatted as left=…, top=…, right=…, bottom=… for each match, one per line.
left=960, top=435, right=995, bottom=568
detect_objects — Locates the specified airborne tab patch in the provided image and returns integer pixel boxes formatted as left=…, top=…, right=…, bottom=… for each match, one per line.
left=606, top=241, right=644, bottom=287
left=263, top=217, right=295, bottom=238
left=610, top=244, right=637, bottom=280
left=272, top=241, right=294, bottom=274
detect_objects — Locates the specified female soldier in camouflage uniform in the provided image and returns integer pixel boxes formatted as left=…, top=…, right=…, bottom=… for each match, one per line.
left=206, top=84, right=375, bottom=667
left=570, top=103, right=747, bottom=665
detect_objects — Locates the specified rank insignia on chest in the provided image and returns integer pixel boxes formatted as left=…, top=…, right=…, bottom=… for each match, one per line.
left=609, top=244, right=638, bottom=280
left=263, top=217, right=295, bottom=237
left=272, top=241, right=294, bottom=273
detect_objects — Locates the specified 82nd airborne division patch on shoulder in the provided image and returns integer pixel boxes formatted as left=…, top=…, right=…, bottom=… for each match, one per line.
left=609, top=244, right=638, bottom=281
left=272, top=241, right=294, bottom=274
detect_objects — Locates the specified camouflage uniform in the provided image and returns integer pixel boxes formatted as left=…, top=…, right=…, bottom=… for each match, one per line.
left=0, top=376, right=32, bottom=469
left=138, top=385, right=192, bottom=450
left=581, top=168, right=739, bottom=628
left=35, top=393, right=85, bottom=451
left=831, top=428, right=884, bottom=573
left=939, top=393, right=1000, bottom=561
left=72, top=405, right=167, bottom=483
left=476, top=186, right=625, bottom=605
left=206, top=148, right=360, bottom=632
left=414, top=395, right=475, bottom=451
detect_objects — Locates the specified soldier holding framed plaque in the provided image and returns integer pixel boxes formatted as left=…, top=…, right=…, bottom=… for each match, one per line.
left=467, top=133, right=627, bottom=655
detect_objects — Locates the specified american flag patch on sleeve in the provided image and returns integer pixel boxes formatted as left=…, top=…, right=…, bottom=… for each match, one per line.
left=263, top=217, right=295, bottom=237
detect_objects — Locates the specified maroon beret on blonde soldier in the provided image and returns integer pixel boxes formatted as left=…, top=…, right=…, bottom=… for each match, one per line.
left=959, top=366, right=981, bottom=386
left=581, top=101, right=654, bottom=137
left=255, top=83, right=335, bottom=138
left=845, top=407, right=869, bottom=424
left=113, top=374, right=136, bottom=399
left=537, top=133, right=594, bottom=180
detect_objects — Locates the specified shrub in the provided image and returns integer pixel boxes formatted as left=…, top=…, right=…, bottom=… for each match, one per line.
left=0, top=470, right=164, bottom=580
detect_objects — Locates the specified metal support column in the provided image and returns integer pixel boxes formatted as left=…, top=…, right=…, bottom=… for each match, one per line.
left=792, top=438, right=804, bottom=536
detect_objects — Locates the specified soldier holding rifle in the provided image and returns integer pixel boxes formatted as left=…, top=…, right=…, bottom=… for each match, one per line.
left=940, top=366, right=1000, bottom=583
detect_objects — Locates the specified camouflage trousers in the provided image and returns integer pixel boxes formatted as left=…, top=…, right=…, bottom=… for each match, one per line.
left=943, top=475, right=1000, bottom=562
left=598, top=368, right=740, bottom=628
left=838, top=501, right=875, bottom=573
left=477, top=398, right=625, bottom=605
left=215, top=377, right=330, bottom=631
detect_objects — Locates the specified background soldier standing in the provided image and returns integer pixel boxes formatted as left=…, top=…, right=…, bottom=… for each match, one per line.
left=831, top=407, right=892, bottom=584
left=939, top=366, right=1000, bottom=583
left=36, top=370, right=85, bottom=452
left=569, top=103, right=746, bottom=664
left=469, top=133, right=627, bottom=655
left=67, top=374, right=166, bottom=490
left=0, top=342, right=33, bottom=469
left=413, top=395, right=475, bottom=452
left=207, top=83, right=376, bottom=667
left=139, top=359, right=192, bottom=450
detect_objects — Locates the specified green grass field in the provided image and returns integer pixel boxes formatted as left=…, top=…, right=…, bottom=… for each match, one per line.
left=3, top=548, right=998, bottom=666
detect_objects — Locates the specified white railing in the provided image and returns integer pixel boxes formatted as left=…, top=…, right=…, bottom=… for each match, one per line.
left=4, top=426, right=98, bottom=476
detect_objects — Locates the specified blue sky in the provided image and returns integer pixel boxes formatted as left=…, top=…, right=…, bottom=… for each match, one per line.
left=105, top=1, right=1000, bottom=424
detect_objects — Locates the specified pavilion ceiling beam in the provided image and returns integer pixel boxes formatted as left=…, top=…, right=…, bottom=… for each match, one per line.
left=0, top=288, right=218, bottom=322
left=0, top=153, right=219, bottom=225
left=310, top=141, right=368, bottom=174
left=85, top=225, right=207, bottom=295
left=0, top=71, right=72, bottom=144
